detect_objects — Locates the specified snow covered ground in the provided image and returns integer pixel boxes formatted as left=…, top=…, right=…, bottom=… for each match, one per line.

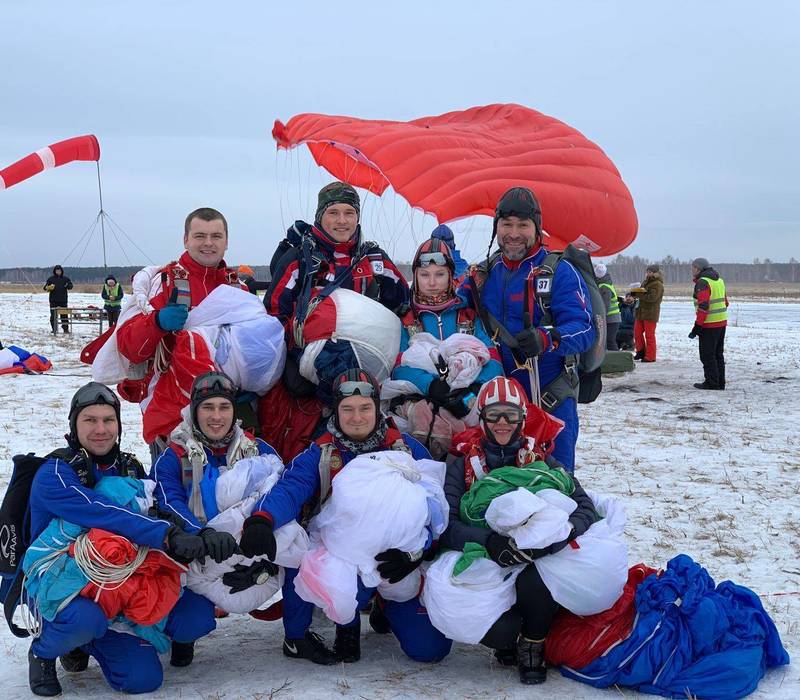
left=1, top=291, right=797, bottom=699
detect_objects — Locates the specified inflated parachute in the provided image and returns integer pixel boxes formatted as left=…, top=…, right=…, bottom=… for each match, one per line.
left=273, top=104, right=637, bottom=255
left=0, top=135, right=100, bottom=190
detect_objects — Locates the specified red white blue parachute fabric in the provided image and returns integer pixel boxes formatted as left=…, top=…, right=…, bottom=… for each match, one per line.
left=273, top=104, right=637, bottom=255
left=0, top=135, right=100, bottom=191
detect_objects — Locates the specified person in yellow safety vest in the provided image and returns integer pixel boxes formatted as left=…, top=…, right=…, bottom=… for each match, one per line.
left=101, top=275, right=124, bottom=326
left=593, top=263, right=622, bottom=351
left=688, top=257, right=729, bottom=390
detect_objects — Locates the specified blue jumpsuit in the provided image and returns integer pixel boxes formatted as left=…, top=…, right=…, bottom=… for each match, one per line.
left=27, top=455, right=201, bottom=693
left=254, top=432, right=451, bottom=662
left=149, top=437, right=278, bottom=644
left=461, top=246, right=594, bottom=471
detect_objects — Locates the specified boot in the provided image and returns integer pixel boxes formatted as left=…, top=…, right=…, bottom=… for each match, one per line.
left=368, top=600, right=391, bottom=635
left=170, top=641, right=195, bottom=667
left=516, top=637, right=547, bottom=685
left=634, top=350, right=645, bottom=361
left=493, top=646, right=518, bottom=667
left=333, top=623, right=361, bottom=663
left=282, top=631, right=337, bottom=666
left=693, top=381, right=720, bottom=390
left=28, top=649, right=62, bottom=697
left=59, top=647, right=89, bottom=672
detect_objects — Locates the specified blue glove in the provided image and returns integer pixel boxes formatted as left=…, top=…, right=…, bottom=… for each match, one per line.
left=156, top=303, right=189, bottom=332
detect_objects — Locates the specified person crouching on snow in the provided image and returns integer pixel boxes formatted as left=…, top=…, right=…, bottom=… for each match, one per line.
left=440, top=377, right=600, bottom=685
left=389, top=237, right=503, bottom=458
left=149, top=371, right=279, bottom=667
left=20, top=383, right=208, bottom=697
left=237, top=369, right=452, bottom=666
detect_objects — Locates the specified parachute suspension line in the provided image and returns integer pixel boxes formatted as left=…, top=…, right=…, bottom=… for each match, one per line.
left=72, top=532, right=149, bottom=590
left=62, top=212, right=101, bottom=267
left=103, top=212, right=156, bottom=265
left=96, top=162, right=107, bottom=270
left=275, top=148, right=286, bottom=233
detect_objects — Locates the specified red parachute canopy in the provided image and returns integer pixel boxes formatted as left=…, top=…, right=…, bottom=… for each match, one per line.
left=273, top=104, right=637, bottom=255
left=0, top=135, right=100, bottom=191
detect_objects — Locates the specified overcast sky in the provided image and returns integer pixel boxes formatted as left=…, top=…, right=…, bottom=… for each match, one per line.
left=1, top=0, right=798, bottom=269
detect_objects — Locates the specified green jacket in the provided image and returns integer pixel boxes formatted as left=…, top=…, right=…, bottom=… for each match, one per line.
left=635, top=271, right=664, bottom=322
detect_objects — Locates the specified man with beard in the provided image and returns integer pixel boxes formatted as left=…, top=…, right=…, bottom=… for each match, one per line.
left=22, top=383, right=208, bottom=696
left=462, top=187, right=595, bottom=472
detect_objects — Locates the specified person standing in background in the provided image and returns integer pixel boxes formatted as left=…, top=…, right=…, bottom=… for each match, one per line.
left=593, top=263, right=621, bottom=351
left=632, top=264, right=664, bottom=362
left=101, top=274, right=124, bottom=326
left=689, top=257, right=729, bottom=390
left=43, top=264, right=73, bottom=334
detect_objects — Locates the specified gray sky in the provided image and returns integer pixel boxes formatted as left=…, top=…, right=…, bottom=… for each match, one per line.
left=1, top=0, right=798, bottom=268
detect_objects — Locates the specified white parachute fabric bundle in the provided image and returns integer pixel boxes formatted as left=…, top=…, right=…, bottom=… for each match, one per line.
left=399, top=332, right=490, bottom=390
left=294, top=451, right=448, bottom=624
left=421, top=551, right=522, bottom=644
left=92, top=265, right=162, bottom=383
left=533, top=493, right=628, bottom=615
left=485, top=488, right=575, bottom=550
left=186, top=453, right=309, bottom=613
left=298, top=288, right=401, bottom=385
left=186, top=285, right=286, bottom=395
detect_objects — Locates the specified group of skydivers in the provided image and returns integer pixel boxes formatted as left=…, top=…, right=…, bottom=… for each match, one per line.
left=9, top=182, right=606, bottom=696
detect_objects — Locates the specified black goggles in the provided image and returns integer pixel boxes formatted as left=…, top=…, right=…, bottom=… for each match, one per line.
left=193, top=373, right=236, bottom=399
left=480, top=404, right=525, bottom=424
left=337, top=380, right=376, bottom=398
left=72, top=384, right=119, bottom=411
left=417, top=252, right=449, bottom=268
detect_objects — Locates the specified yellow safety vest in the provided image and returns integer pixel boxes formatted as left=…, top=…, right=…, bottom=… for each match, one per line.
left=695, top=277, right=727, bottom=324
left=599, top=282, right=620, bottom=317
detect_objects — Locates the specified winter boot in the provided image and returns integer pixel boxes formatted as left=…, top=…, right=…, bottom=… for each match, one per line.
left=368, top=599, right=391, bottom=635
left=693, top=381, right=720, bottom=390
left=334, top=623, right=361, bottom=663
left=28, top=649, right=62, bottom=697
left=282, top=631, right=337, bottom=665
left=634, top=350, right=645, bottom=361
left=493, top=647, right=518, bottom=667
left=170, top=641, right=195, bottom=667
left=516, top=637, right=547, bottom=685
left=59, top=647, right=89, bottom=672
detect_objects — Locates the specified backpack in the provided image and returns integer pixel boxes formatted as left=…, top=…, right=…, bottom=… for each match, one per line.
left=470, top=244, right=606, bottom=406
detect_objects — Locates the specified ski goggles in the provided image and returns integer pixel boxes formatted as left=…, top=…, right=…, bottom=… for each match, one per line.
left=480, top=404, right=525, bottom=424
left=71, top=383, right=120, bottom=413
left=193, top=372, right=237, bottom=400
left=417, top=252, right=450, bottom=268
left=337, top=380, right=376, bottom=398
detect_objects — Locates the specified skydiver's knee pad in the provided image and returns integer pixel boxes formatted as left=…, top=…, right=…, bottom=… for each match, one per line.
left=88, top=630, right=163, bottom=694
left=385, top=597, right=452, bottom=663
left=165, top=589, right=216, bottom=643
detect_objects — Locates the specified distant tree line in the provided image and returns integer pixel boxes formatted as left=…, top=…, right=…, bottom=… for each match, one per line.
left=1, top=257, right=798, bottom=287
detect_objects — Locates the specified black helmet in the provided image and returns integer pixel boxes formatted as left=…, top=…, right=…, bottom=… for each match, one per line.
left=494, top=187, right=542, bottom=235
left=68, top=382, right=122, bottom=442
left=190, top=371, right=237, bottom=425
left=331, top=368, right=380, bottom=433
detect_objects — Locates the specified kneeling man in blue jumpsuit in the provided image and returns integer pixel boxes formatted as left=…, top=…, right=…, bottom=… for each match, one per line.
left=461, top=187, right=594, bottom=472
left=238, top=369, right=452, bottom=666
left=23, top=383, right=209, bottom=696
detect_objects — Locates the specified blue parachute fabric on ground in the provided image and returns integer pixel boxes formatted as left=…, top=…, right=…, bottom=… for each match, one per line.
left=313, top=339, right=359, bottom=405
left=8, top=345, right=31, bottom=361
left=22, top=519, right=87, bottom=621
left=561, top=554, right=789, bottom=699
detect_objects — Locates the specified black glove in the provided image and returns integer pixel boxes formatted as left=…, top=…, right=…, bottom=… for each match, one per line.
left=199, top=528, right=239, bottom=564
left=222, top=561, right=280, bottom=594
left=239, top=515, right=276, bottom=559
left=165, top=526, right=207, bottom=563
left=514, top=328, right=549, bottom=358
left=688, top=324, right=702, bottom=339
left=427, top=378, right=451, bottom=404
left=486, top=533, right=536, bottom=568
left=375, top=548, right=423, bottom=583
